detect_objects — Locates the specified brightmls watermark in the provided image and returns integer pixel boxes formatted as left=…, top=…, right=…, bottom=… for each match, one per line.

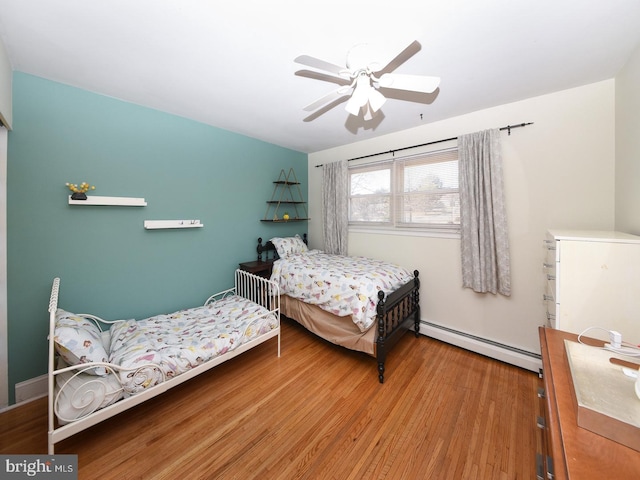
left=0, top=455, right=77, bottom=479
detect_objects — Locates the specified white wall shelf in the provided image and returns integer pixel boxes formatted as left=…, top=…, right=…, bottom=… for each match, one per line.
left=68, top=195, right=147, bottom=206
left=144, top=220, right=203, bottom=230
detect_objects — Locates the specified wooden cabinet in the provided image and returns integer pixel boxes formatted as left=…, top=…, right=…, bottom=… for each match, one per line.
left=543, top=230, right=640, bottom=340
left=238, top=260, right=274, bottom=278
left=261, top=168, right=309, bottom=223
left=538, top=327, right=640, bottom=479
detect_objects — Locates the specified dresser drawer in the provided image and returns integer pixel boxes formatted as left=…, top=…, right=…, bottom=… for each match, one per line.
left=543, top=285, right=556, bottom=328
left=535, top=372, right=555, bottom=480
left=542, top=240, right=557, bottom=328
left=543, top=237, right=557, bottom=259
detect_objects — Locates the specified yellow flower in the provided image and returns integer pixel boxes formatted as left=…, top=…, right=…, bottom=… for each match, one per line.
left=65, top=182, right=96, bottom=193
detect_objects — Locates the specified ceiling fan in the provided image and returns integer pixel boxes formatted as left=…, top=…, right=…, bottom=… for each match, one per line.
left=294, top=40, right=440, bottom=120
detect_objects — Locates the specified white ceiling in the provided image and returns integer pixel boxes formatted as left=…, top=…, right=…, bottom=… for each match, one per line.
left=0, top=1, right=639, bottom=154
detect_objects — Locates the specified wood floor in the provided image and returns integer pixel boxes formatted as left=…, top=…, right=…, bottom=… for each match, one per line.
left=0, top=319, right=540, bottom=479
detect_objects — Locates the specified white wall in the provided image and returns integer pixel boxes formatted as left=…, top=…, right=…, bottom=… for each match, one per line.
left=0, top=37, right=12, bottom=129
left=615, top=42, right=640, bottom=234
left=0, top=33, right=9, bottom=407
left=308, top=80, right=616, bottom=356
left=0, top=127, right=6, bottom=408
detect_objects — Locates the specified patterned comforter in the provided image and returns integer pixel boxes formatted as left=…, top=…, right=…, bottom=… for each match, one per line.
left=109, top=295, right=278, bottom=394
left=270, top=251, right=414, bottom=332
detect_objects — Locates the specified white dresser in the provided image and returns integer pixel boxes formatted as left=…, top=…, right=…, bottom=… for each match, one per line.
left=543, top=230, right=640, bottom=342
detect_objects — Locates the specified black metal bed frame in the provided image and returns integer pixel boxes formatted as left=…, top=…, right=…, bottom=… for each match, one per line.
left=256, top=235, right=420, bottom=383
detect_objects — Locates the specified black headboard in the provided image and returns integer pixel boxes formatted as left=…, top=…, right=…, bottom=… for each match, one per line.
left=257, top=234, right=308, bottom=261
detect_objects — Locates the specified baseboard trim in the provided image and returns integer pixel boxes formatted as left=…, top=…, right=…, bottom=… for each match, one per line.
left=420, top=321, right=542, bottom=372
left=15, top=373, right=47, bottom=404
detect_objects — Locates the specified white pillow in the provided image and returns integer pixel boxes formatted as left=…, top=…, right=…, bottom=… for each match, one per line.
left=270, top=235, right=308, bottom=258
left=54, top=309, right=109, bottom=376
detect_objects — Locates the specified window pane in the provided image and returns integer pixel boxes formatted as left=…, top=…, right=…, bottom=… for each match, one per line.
left=350, top=169, right=390, bottom=195
left=350, top=195, right=390, bottom=222
left=402, top=160, right=458, bottom=193
left=347, top=148, right=459, bottom=231
left=397, top=191, right=460, bottom=225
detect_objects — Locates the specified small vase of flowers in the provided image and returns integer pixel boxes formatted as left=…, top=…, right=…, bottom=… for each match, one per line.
left=66, top=182, right=96, bottom=200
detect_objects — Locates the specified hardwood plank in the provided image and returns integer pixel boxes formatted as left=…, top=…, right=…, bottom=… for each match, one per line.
left=0, top=319, right=539, bottom=479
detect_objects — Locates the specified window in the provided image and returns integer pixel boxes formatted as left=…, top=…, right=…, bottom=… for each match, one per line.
left=348, top=148, right=459, bottom=232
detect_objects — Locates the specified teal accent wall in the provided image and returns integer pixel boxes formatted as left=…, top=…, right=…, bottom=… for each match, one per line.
left=6, top=73, right=307, bottom=404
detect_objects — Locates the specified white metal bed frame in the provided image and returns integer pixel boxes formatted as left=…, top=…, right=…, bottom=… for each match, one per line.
left=47, top=269, right=280, bottom=454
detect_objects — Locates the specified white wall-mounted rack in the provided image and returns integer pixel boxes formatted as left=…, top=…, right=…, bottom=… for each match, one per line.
left=144, top=220, right=204, bottom=230
left=68, top=195, right=147, bottom=206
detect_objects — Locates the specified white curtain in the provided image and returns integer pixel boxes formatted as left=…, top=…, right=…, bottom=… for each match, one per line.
left=322, top=160, right=348, bottom=255
left=459, top=129, right=511, bottom=296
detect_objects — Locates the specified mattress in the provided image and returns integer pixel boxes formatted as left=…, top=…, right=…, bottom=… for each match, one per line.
left=271, top=251, right=414, bottom=332
left=109, top=294, right=279, bottom=394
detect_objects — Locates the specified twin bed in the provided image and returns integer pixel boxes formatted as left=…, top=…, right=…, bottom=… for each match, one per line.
left=47, top=269, right=280, bottom=454
left=260, top=234, right=420, bottom=384
left=46, top=235, right=420, bottom=453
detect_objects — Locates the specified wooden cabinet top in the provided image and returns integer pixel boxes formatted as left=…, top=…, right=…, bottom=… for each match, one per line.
left=238, top=260, right=274, bottom=276
left=539, top=327, right=640, bottom=479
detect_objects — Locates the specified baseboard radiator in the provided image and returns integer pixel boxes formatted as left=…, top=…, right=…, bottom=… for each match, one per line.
left=420, top=321, right=542, bottom=372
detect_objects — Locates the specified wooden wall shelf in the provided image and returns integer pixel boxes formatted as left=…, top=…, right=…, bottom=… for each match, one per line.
left=261, top=218, right=309, bottom=223
left=144, top=220, right=203, bottom=229
left=68, top=195, right=147, bottom=206
left=263, top=168, right=308, bottom=222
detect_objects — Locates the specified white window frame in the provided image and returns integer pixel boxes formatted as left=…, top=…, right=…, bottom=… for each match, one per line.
left=348, top=147, right=460, bottom=237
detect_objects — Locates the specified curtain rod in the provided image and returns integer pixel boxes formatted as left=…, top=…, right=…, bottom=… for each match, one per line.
left=314, top=122, right=533, bottom=167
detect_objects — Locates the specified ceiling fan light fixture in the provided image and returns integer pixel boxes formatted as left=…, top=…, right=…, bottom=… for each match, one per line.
left=368, top=88, right=386, bottom=113
left=363, top=104, right=374, bottom=121
left=345, top=95, right=362, bottom=116
left=345, top=73, right=375, bottom=116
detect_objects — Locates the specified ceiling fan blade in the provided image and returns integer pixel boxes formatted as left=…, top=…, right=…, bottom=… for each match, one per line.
left=377, top=73, right=440, bottom=94
left=303, top=86, right=352, bottom=112
left=294, top=55, right=347, bottom=76
left=295, top=69, right=351, bottom=86
left=373, top=40, right=422, bottom=75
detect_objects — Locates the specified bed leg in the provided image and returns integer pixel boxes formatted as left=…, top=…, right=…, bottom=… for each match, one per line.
left=378, top=362, right=385, bottom=384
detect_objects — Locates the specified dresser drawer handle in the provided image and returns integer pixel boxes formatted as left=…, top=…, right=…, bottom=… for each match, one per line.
left=543, top=294, right=554, bottom=301
left=536, top=453, right=545, bottom=480
left=546, top=455, right=554, bottom=479
left=536, top=416, right=546, bottom=429
left=537, top=387, right=545, bottom=398
left=546, top=274, right=555, bottom=281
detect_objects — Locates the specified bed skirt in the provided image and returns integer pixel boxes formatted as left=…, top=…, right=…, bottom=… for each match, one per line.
left=280, top=294, right=376, bottom=356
